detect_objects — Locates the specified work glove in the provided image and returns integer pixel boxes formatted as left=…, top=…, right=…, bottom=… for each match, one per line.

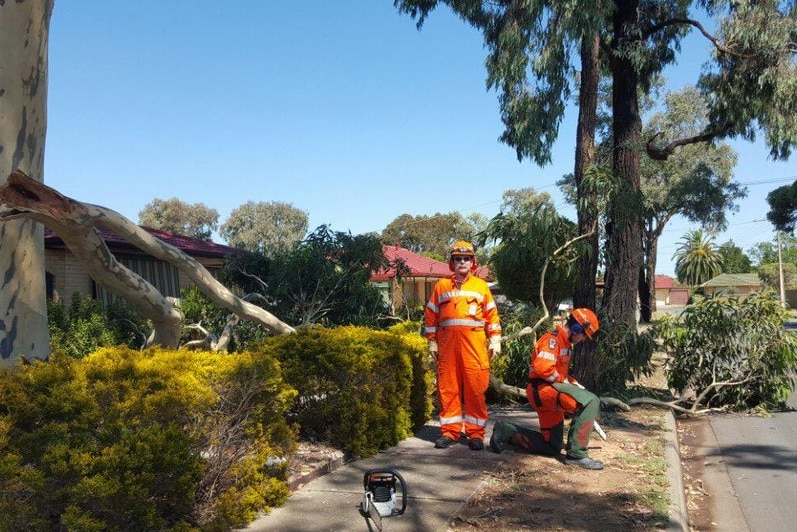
left=488, top=336, right=502, bottom=358
left=427, top=340, right=438, bottom=357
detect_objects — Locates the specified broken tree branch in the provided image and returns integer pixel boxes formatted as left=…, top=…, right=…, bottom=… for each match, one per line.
left=0, top=170, right=295, bottom=350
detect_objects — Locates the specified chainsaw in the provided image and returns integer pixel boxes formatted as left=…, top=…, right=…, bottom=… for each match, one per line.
left=360, top=468, right=406, bottom=531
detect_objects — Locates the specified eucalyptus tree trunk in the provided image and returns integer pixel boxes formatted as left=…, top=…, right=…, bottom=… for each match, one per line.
left=602, top=0, right=643, bottom=330
left=0, top=0, right=54, bottom=368
left=573, top=33, right=600, bottom=312
left=571, top=33, right=602, bottom=390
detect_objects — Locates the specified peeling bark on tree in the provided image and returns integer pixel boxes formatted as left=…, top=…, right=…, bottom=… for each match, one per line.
left=0, top=0, right=54, bottom=367
left=0, top=171, right=295, bottom=350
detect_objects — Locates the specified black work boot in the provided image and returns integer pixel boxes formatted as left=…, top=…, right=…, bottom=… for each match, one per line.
left=469, top=437, right=484, bottom=451
left=434, top=436, right=455, bottom=449
left=489, top=421, right=515, bottom=454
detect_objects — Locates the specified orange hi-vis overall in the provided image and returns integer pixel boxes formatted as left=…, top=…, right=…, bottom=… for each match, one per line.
left=425, top=273, right=501, bottom=441
left=526, top=326, right=597, bottom=459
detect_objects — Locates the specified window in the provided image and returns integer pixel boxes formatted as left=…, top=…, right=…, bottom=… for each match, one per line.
left=94, top=257, right=180, bottom=305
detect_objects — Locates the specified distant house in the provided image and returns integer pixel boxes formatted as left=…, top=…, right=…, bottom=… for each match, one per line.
left=44, top=227, right=236, bottom=304
left=654, top=275, right=674, bottom=305
left=655, top=275, right=690, bottom=305
left=699, top=273, right=763, bottom=297
left=371, top=245, right=492, bottom=314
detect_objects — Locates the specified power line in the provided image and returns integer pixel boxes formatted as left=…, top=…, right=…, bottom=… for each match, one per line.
left=737, top=175, right=797, bottom=186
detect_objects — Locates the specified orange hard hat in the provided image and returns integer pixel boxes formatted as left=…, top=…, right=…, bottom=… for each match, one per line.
left=450, top=240, right=475, bottom=257
left=449, top=240, right=478, bottom=272
left=570, top=308, right=599, bottom=339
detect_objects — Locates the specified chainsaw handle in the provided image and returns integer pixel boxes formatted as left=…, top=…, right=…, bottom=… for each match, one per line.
left=392, top=469, right=407, bottom=516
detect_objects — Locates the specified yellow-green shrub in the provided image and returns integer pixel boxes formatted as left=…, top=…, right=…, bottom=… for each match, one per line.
left=0, top=346, right=297, bottom=531
left=260, top=325, right=432, bottom=457
left=388, top=321, right=435, bottom=429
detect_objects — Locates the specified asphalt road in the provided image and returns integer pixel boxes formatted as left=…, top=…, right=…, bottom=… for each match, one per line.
left=707, top=389, right=797, bottom=532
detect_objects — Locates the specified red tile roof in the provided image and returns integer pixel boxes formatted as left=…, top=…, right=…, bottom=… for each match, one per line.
left=655, top=275, right=675, bottom=288
left=372, top=245, right=449, bottom=281
left=44, top=226, right=236, bottom=258
left=372, top=245, right=491, bottom=281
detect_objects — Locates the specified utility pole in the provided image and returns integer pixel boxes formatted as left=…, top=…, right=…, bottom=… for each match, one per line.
left=778, top=231, right=786, bottom=306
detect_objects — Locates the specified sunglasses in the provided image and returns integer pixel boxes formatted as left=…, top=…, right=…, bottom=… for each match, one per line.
left=452, top=256, right=472, bottom=263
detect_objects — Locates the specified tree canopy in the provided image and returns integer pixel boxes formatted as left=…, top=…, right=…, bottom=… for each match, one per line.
left=758, top=262, right=797, bottom=289
left=638, top=86, right=744, bottom=319
left=717, top=240, right=752, bottom=274
left=482, top=192, right=581, bottom=309
left=641, top=87, right=743, bottom=234
left=395, top=0, right=797, bottom=330
left=138, top=197, right=219, bottom=240
left=380, top=212, right=473, bottom=259
left=219, top=200, right=308, bottom=256
left=766, top=181, right=797, bottom=233
left=748, top=234, right=797, bottom=268
left=223, top=226, right=392, bottom=327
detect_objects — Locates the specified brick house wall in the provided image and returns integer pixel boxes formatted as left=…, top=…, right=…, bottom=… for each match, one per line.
left=44, top=248, right=94, bottom=302
left=44, top=228, right=234, bottom=305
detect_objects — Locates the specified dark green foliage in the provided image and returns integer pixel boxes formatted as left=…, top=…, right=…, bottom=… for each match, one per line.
left=718, top=240, right=753, bottom=274
left=0, top=347, right=297, bottom=531
left=588, top=321, right=655, bottom=395
left=656, top=291, right=797, bottom=411
left=221, top=225, right=392, bottom=328
left=178, top=286, right=271, bottom=351
left=489, top=303, right=540, bottom=391
left=767, top=181, right=797, bottom=233
left=482, top=203, right=581, bottom=309
left=48, top=294, right=149, bottom=358
left=269, top=226, right=391, bottom=327
left=260, top=326, right=431, bottom=457
left=218, top=249, right=272, bottom=295
left=673, top=230, right=723, bottom=287
left=179, top=286, right=230, bottom=332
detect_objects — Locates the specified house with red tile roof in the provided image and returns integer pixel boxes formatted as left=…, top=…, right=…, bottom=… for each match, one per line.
left=654, top=274, right=690, bottom=305
left=44, top=227, right=236, bottom=304
left=371, top=245, right=492, bottom=315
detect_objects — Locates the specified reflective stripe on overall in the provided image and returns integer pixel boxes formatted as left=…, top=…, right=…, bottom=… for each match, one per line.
left=425, top=274, right=501, bottom=441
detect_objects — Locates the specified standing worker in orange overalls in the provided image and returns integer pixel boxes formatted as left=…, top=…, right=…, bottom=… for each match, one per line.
left=425, top=241, right=502, bottom=450
left=490, top=308, right=604, bottom=469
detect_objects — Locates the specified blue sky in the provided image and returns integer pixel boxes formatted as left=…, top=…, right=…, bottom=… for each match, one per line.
left=46, top=1, right=795, bottom=277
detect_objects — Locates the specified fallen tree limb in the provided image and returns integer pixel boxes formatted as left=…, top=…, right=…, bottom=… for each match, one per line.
left=1, top=170, right=295, bottom=349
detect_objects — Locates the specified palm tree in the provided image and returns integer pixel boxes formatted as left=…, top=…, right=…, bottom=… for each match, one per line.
left=673, top=230, right=724, bottom=287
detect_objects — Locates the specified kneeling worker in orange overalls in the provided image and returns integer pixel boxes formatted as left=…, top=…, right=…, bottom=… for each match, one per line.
left=490, top=308, right=604, bottom=470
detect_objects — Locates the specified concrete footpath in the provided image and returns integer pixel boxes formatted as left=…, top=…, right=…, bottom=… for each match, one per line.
left=242, top=405, right=688, bottom=532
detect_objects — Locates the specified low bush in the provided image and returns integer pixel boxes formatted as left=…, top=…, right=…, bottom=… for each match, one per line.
left=0, top=346, right=296, bottom=531
left=48, top=294, right=149, bottom=358
left=260, top=325, right=432, bottom=457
